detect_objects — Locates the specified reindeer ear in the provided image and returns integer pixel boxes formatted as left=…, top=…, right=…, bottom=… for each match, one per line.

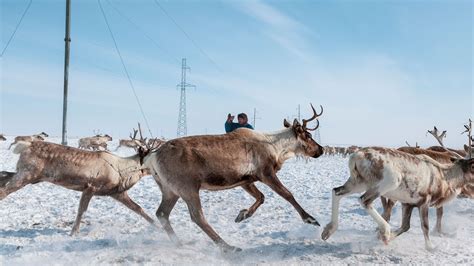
left=283, top=119, right=291, bottom=128
left=293, top=119, right=300, bottom=127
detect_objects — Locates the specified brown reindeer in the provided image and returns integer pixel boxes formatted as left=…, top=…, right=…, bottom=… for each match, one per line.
left=144, top=105, right=324, bottom=252
left=147, top=138, right=165, bottom=149
left=116, top=128, right=144, bottom=150
left=8, top=132, right=48, bottom=149
left=322, top=147, right=474, bottom=250
left=78, top=134, right=113, bottom=151
left=0, top=129, right=155, bottom=235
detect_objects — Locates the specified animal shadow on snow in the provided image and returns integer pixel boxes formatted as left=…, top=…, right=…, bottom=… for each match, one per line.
left=0, top=227, right=67, bottom=238
left=223, top=241, right=355, bottom=262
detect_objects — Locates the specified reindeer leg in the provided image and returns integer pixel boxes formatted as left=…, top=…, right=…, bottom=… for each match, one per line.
left=381, top=197, right=396, bottom=222
left=391, top=203, right=414, bottom=239
left=183, top=192, right=241, bottom=253
left=261, top=174, right=319, bottom=226
left=322, top=181, right=364, bottom=240
left=361, top=173, right=399, bottom=244
left=419, top=204, right=435, bottom=250
left=235, top=183, right=264, bottom=223
left=435, top=207, right=443, bottom=235
left=0, top=171, right=36, bottom=200
left=155, top=187, right=181, bottom=245
left=70, top=188, right=94, bottom=236
left=111, top=192, right=156, bottom=225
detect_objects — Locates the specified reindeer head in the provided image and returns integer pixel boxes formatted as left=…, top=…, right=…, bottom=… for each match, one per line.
left=132, top=123, right=161, bottom=164
left=283, top=104, right=324, bottom=158
left=104, top=134, right=112, bottom=141
left=34, top=135, right=45, bottom=141
left=451, top=158, right=474, bottom=182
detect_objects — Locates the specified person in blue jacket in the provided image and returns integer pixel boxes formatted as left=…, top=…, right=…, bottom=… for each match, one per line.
left=225, top=113, right=254, bottom=133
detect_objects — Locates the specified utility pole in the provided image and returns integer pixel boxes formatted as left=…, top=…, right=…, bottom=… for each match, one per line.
left=176, top=58, right=195, bottom=137
left=253, top=108, right=256, bottom=129
left=61, top=0, right=71, bottom=145
left=252, top=108, right=261, bottom=129
left=297, top=104, right=301, bottom=121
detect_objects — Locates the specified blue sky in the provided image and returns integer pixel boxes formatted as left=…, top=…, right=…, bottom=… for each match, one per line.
left=1, top=0, right=472, bottom=147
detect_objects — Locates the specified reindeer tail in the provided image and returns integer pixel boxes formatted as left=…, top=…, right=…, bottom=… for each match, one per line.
left=0, top=171, right=16, bottom=187
left=348, top=151, right=363, bottom=178
left=13, top=141, right=31, bottom=154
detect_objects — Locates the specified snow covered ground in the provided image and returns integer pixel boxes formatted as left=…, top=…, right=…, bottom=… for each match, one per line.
left=0, top=137, right=473, bottom=264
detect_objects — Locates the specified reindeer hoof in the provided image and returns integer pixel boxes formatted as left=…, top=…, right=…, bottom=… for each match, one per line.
left=377, top=228, right=391, bottom=245
left=321, top=223, right=336, bottom=240
left=303, top=216, right=320, bottom=226
left=425, top=242, right=436, bottom=252
left=220, top=244, right=242, bottom=253
left=235, top=209, right=251, bottom=223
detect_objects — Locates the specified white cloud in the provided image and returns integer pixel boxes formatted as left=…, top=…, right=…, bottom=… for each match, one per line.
left=234, top=0, right=317, bottom=63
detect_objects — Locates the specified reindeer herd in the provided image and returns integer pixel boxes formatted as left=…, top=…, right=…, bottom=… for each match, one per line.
left=0, top=107, right=473, bottom=253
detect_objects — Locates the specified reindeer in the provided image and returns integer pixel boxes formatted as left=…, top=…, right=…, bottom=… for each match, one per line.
left=116, top=128, right=144, bottom=150
left=0, top=126, right=156, bottom=235
left=321, top=147, right=474, bottom=250
left=147, top=138, right=165, bottom=149
left=380, top=123, right=474, bottom=232
left=144, top=104, right=325, bottom=252
left=78, top=134, right=113, bottom=151
left=381, top=147, right=453, bottom=234
left=8, top=132, right=49, bottom=149
left=0, top=134, right=6, bottom=141
left=324, top=146, right=336, bottom=156
left=345, top=145, right=360, bottom=156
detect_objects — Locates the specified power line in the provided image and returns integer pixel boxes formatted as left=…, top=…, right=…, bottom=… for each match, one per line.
left=1, top=0, right=33, bottom=57
left=105, top=0, right=181, bottom=65
left=152, top=0, right=222, bottom=72
left=97, top=0, right=154, bottom=138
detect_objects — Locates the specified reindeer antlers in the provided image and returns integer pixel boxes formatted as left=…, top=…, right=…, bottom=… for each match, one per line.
left=405, top=141, right=419, bottom=148
left=427, top=126, right=447, bottom=147
left=134, top=122, right=160, bottom=154
left=302, top=103, right=323, bottom=131
left=462, top=119, right=473, bottom=158
left=129, top=128, right=138, bottom=140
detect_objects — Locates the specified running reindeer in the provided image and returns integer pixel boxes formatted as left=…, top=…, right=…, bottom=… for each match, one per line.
left=8, top=132, right=49, bottom=149
left=116, top=128, right=144, bottom=150
left=78, top=134, right=112, bottom=151
left=144, top=104, right=324, bottom=252
left=0, top=124, right=156, bottom=235
left=321, top=146, right=474, bottom=250
left=379, top=125, right=473, bottom=233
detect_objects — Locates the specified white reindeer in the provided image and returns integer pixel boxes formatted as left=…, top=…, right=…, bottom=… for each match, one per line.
left=321, top=147, right=474, bottom=250
left=8, top=132, right=48, bottom=149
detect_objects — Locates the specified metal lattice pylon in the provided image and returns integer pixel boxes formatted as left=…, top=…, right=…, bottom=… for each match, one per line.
left=314, top=127, right=321, bottom=144
left=176, top=58, right=195, bottom=137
